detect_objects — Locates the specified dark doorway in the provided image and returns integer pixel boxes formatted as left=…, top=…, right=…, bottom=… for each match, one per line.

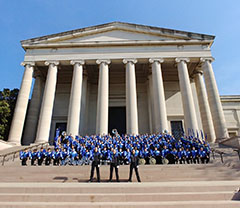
left=55, top=122, right=67, bottom=137
left=108, top=107, right=126, bottom=135
left=171, top=121, right=184, bottom=140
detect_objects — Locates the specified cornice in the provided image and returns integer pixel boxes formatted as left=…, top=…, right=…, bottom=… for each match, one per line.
left=22, top=39, right=213, bottom=50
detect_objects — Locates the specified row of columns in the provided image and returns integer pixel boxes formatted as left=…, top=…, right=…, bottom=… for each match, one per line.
left=8, top=57, right=228, bottom=145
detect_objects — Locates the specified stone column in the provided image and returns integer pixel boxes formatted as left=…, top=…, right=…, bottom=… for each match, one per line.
left=194, top=70, right=216, bottom=142
left=176, top=58, right=198, bottom=134
left=201, top=58, right=229, bottom=139
left=35, top=61, right=59, bottom=143
left=123, top=59, right=139, bottom=135
left=147, top=74, right=154, bottom=133
left=22, top=70, right=44, bottom=145
left=79, top=71, right=88, bottom=135
left=149, top=58, right=168, bottom=132
left=67, top=60, right=85, bottom=137
left=8, top=62, right=34, bottom=144
left=96, top=59, right=110, bottom=135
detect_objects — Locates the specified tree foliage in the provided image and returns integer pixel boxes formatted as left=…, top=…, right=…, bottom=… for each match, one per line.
left=0, top=88, right=19, bottom=140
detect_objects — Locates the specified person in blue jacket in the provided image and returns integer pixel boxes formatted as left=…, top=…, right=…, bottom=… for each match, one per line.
left=60, top=148, right=69, bottom=166
left=191, top=146, right=199, bottom=164
left=70, top=148, right=79, bottom=165
left=185, top=148, right=192, bottom=164
left=199, top=147, right=209, bottom=164
left=45, top=148, right=52, bottom=166
left=29, top=149, right=38, bottom=166
left=19, top=149, right=29, bottom=166
left=37, top=147, right=46, bottom=166
left=53, top=148, right=61, bottom=166
left=124, top=148, right=131, bottom=165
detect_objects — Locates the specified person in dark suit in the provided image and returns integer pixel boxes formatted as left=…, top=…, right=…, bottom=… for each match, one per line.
left=89, top=147, right=101, bottom=182
left=128, top=149, right=141, bottom=182
left=109, top=149, right=120, bottom=182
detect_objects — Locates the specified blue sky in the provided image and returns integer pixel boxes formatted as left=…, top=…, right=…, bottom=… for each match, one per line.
left=0, top=0, right=239, bottom=95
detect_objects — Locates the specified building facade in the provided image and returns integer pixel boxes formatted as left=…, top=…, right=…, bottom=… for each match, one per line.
left=7, top=22, right=239, bottom=145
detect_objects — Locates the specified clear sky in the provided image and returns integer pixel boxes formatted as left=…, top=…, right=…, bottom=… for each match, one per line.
left=0, top=0, right=239, bottom=95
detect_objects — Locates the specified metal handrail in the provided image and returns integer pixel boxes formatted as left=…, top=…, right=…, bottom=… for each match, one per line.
left=211, top=148, right=226, bottom=163
left=0, top=142, right=49, bottom=166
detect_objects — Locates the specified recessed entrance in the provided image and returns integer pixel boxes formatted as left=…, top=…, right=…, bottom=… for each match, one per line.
left=171, top=121, right=184, bottom=139
left=55, top=122, right=67, bottom=137
left=108, top=107, right=126, bottom=135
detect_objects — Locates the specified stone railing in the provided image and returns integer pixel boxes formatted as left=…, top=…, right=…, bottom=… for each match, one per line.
left=0, top=142, right=49, bottom=166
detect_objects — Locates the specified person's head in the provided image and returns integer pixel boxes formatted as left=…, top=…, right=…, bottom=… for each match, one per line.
left=47, top=148, right=51, bottom=152
left=113, top=149, right=117, bottom=154
left=163, top=146, right=167, bottom=149
left=154, top=147, right=158, bottom=150
left=94, top=147, right=98, bottom=152
left=192, top=147, right=196, bottom=150
left=132, top=149, right=135, bottom=155
left=40, top=147, right=44, bottom=152
left=33, top=149, right=37, bottom=152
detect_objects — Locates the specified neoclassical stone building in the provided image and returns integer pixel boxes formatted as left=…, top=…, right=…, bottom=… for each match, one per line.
left=7, top=22, right=240, bottom=145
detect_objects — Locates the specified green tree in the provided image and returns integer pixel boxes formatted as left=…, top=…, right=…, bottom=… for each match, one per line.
left=0, top=88, right=19, bottom=141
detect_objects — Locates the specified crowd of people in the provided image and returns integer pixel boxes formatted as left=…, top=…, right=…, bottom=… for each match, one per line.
left=19, top=131, right=211, bottom=167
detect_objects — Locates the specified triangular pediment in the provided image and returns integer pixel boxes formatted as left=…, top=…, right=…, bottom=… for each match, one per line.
left=21, top=22, right=215, bottom=48
left=59, top=29, right=177, bottom=43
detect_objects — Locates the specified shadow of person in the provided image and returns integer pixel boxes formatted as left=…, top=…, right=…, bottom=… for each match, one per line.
left=53, top=176, right=68, bottom=183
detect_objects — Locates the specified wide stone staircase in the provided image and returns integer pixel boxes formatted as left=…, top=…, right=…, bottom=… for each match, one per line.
left=0, top=143, right=239, bottom=207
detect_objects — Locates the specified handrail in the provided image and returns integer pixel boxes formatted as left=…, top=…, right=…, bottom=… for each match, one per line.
left=211, top=148, right=226, bottom=163
left=233, top=149, right=240, bottom=160
left=0, top=142, right=49, bottom=166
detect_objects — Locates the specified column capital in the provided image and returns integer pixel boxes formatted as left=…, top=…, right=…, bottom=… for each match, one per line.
left=149, top=58, right=164, bottom=64
left=21, top=61, right=35, bottom=67
left=70, top=60, right=85, bottom=65
left=44, top=61, right=59, bottom=66
left=200, top=57, right=215, bottom=63
left=123, top=58, right=137, bottom=64
left=96, top=59, right=111, bottom=65
left=194, top=69, right=203, bottom=75
left=175, top=57, right=190, bottom=63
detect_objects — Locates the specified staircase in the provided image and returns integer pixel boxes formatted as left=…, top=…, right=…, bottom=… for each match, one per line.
left=0, top=180, right=239, bottom=208
left=0, top=143, right=239, bottom=207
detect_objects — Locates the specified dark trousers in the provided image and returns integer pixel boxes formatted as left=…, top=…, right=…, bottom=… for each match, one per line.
left=109, top=164, right=119, bottom=181
left=90, top=164, right=100, bottom=182
left=53, top=158, right=60, bottom=166
left=193, top=157, right=199, bottom=164
left=129, top=165, right=141, bottom=182
left=31, top=157, right=37, bottom=166
left=38, top=158, right=44, bottom=166
left=45, top=157, right=51, bottom=166
left=21, top=158, right=27, bottom=166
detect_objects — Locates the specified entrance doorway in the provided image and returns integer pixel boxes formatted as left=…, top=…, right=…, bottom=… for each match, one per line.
left=108, top=107, right=126, bottom=135
left=171, top=121, right=184, bottom=139
left=55, top=122, right=67, bottom=137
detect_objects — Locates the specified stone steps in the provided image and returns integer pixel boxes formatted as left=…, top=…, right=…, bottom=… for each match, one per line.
left=0, top=201, right=239, bottom=208
left=0, top=156, right=239, bottom=208
left=1, top=164, right=240, bottom=183
left=0, top=191, right=235, bottom=202
left=0, top=181, right=239, bottom=208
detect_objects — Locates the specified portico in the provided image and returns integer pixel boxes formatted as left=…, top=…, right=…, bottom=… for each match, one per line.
left=7, top=22, right=230, bottom=145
